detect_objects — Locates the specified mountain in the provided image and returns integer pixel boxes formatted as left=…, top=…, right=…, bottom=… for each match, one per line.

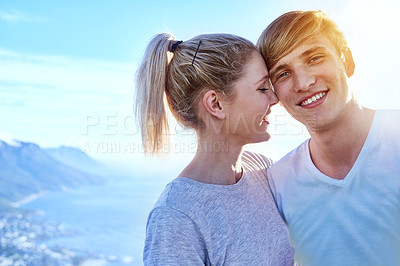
left=45, top=146, right=103, bottom=174
left=0, top=140, right=106, bottom=208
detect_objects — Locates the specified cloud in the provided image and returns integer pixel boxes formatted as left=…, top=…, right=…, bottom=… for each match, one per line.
left=0, top=47, right=138, bottom=149
left=0, top=9, right=47, bottom=23
left=0, top=48, right=136, bottom=105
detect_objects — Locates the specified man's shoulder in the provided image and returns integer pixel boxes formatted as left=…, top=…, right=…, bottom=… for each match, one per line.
left=272, top=140, right=309, bottom=165
left=373, top=109, right=400, bottom=136
left=376, top=109, right=400, bottom=125
left=269, top=139, right=309, bottom=178
left=377, top=109, right=400, bottom=114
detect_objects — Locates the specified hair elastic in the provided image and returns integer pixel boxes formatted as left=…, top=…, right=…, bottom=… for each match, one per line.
left=169, top=40, right=183, bottom=53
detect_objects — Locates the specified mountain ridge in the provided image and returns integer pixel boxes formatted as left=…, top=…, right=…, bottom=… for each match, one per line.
left=0, top=140, right=106, bottom=210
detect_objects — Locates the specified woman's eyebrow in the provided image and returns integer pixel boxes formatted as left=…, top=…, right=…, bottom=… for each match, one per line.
left=254, top=74, right=269, bottom=86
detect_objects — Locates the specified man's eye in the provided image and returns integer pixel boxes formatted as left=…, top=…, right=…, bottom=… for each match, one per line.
left=258, top=88, right=270, bottom=92
left=310, top=56, right=322, bottom=63
left=278, top=72, right=289, bottom=79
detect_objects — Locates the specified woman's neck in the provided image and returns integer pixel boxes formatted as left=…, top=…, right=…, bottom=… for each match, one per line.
left=178, top=137, right=244, bottom=185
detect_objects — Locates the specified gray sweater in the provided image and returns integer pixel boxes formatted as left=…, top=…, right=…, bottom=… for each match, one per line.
left=144, top=151, right=294, bottom=265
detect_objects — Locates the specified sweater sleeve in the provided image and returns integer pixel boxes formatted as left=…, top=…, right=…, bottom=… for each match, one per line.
left=143, top=206, right=208, bottom=265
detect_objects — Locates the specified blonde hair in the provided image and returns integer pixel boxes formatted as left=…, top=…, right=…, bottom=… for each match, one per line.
left=135, top=33, right=256, bottom=154
left=257, top=10, right=349, bottom=70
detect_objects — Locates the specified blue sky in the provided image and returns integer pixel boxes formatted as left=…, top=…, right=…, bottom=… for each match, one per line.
left=1, top=0, right=400, bottom=167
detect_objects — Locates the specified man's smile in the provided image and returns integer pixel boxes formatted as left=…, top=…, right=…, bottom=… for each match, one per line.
left=297, top=91, right=327, bottom=107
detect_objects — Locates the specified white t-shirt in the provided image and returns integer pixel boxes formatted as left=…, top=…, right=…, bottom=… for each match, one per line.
left=268, top=110, right=400, bottom=266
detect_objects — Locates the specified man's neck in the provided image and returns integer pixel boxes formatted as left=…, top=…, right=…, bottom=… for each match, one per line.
left=307, top=106, right=375, bottom=179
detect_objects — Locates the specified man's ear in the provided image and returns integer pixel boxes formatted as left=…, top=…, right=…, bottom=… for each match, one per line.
left=202, top=90, right=226, bottom=119
left=342, top=47, right=355, bottom=78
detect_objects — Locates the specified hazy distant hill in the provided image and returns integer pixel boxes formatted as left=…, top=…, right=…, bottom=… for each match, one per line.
left=45, top=145, right=103, bottom=174
left=0, top=140, right=106, bottom=208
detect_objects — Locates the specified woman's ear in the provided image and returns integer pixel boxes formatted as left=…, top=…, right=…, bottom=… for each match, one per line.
left=342, top=48, right=355, bottom=78
left=202, top=90, right=226, bottom=119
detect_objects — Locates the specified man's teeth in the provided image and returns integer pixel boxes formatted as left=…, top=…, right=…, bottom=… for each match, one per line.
left=300, top=92, right=326, bottom=106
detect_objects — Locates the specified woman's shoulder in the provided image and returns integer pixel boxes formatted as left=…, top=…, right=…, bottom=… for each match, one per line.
left=241, top=150, right=273, bottom=171
left=152, top=178, right=214, bottom=216
left=153, top=179, right=194, bottom=207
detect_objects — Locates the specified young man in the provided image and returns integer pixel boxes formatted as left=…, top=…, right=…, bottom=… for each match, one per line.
left=257, top=11, right=400, bottom=265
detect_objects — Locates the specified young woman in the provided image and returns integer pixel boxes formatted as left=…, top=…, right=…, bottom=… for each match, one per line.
left=135, top=33, right=294, bottom=265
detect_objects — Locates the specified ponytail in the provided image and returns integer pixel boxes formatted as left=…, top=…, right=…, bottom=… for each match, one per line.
left=135, top=33, right=175, bottom=155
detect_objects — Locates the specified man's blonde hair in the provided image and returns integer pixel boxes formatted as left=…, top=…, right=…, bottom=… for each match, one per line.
left=257, top=10, right=349, bottom=70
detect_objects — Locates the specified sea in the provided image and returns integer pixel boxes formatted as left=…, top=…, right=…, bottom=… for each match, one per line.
left=19, top=134, right=306, bottom=266
left=22, top=166, right=175, bottom=266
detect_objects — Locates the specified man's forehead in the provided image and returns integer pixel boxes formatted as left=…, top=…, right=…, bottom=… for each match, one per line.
left=271, top=36, right=333, bottom=70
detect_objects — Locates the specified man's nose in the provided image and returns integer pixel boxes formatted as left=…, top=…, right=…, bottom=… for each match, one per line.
left=293, top=68, right=316, bottom=92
